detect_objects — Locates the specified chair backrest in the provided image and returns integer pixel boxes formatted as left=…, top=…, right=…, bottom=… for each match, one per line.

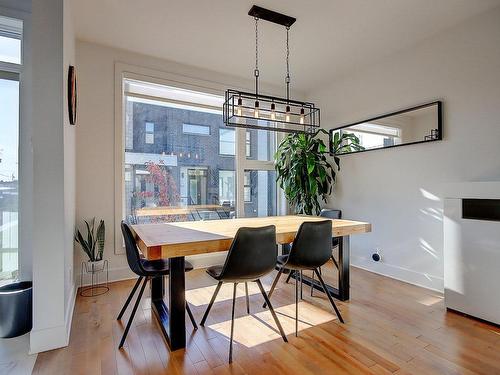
left=219, top=225, right=277, bottom=282
left=319, top=208, right=342, bottom=220
left=121, top=221, right=145, bottom=276
left=287, top=220, right=333, bottom=269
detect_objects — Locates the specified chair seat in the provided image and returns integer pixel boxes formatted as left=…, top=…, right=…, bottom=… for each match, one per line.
left=206, top=265, right=223, bottom=279
left=140, top=259, right=194, bottom=276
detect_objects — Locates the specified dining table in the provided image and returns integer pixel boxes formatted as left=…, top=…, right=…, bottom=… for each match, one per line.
left=131, top=215, right=371, bottom=351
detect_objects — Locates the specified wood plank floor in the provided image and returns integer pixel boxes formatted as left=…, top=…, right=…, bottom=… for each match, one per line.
left=33, top=264, right=500, bottom=375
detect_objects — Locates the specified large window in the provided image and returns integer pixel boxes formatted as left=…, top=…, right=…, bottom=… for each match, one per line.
left=119, top=76, right=280, bottom=244
left=123, top=79, right=235, bottom=225
left=0, top=15, right=22, bottom=283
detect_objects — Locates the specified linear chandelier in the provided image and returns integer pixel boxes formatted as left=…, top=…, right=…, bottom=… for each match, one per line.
left=223, top=5, right=320, bottom=134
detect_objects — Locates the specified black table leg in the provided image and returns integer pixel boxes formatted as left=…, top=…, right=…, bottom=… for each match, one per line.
left=151, top=256, right=186, bottom=351
left=288, top=235, right=351, bottom=301
left=337, top=235, right=350, bottom=301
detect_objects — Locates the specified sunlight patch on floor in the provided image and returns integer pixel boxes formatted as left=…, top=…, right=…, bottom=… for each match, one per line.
left=186, top=282, right=270, bottom=307
left=207, top=301, right=336, bottom=347
left=416, top=295, right=443, bottom=306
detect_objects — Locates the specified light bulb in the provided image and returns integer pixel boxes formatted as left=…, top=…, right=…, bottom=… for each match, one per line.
left=254, top=100, right=260, bottom=118
left=285, top=105, right=291, bottom=122
left=300, top=107, right=305, bottom=125
left=236, top=97, right=242, bottom=116
left=270, top=102, right=276, bottom=120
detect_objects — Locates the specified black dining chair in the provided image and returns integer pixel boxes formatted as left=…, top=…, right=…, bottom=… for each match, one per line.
left=200, top=225, right=288, bottom=363
left=265, top=220, right=344, bottom=337
left=285, top=209, right=342, bottom=295
left=117, top=221, right=198, bottom=349
left=304, top=209, right=343, bottom=296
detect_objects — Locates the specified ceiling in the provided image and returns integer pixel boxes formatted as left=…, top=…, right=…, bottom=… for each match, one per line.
left=73, top=0, right=500, bottom=93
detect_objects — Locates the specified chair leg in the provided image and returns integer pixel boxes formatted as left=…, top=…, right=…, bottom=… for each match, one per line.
left=310, top=270, right=315, bottom=297
left=117, top=276, right=143, bottom=320
left=314, top=268, right=344, bottom=323
left=295, top=271, right=299, bottom=337
left=200, top=281, right=223, bottom=326
left=119, top=277, right=148, bottom=349
left=300, top=271, right=303, bottom=300
left=331, top=255, right=339, bottom=270
left=186, top=303, right=198, bottom=330
left=245, top=282, right=250, bottom=314
left=229, top=283, right=237, bottom=364
left=263, top=266, right=284, bottom=308
left=256, top=279, right=288, bottom=343
left=285, top=270, right=293, bottom=284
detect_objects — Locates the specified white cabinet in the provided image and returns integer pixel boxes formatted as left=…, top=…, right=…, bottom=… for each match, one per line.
left=443, top=182, right=500, bottom=325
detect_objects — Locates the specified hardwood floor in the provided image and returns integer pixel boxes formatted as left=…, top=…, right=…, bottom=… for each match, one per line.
left=33, top=264, right=500, bottom=375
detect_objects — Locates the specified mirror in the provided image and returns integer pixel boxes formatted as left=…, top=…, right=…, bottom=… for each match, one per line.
left=329, top=101, right=442, bottom=155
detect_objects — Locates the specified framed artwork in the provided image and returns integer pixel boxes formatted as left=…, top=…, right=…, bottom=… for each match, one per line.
left=68, top=65, right=77, bottom=125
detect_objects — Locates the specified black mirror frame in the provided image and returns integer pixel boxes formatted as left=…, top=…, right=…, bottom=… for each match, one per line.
left=329, top=100, right=443, bottom=156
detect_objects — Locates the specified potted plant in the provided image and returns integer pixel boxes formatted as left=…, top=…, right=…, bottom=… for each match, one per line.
left=275, top=129, right=363, bottom=215
left=75, top=218, right=106, bottom=273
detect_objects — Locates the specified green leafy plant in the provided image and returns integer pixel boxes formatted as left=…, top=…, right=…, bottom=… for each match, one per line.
left=275, top=129, right=363, bottom=215
left=74, top=218, right=105, bottom=262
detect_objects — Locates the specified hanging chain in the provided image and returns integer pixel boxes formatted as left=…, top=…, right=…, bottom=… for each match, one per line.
left=254, top=17, right=259, bottom=98
left=285, top=26, right=290, bottom=102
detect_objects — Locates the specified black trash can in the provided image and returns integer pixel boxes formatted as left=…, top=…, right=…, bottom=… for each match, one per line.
left=0, top=281, right=32, bottom=338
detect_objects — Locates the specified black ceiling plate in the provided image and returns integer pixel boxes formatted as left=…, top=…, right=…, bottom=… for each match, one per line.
left=248, top=5, right=296, bottom=28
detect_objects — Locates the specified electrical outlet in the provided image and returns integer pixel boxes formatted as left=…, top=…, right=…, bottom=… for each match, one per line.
left=372, top=248, right=382, bottom=262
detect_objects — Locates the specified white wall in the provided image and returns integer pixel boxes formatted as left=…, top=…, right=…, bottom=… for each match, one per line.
left=74, top=41, right=297, bottom=282
left=30, top=0, right=76, bottom=353
left=309, top=7, right=500, bottom=291
left=63, top=0, right=76, bottom=331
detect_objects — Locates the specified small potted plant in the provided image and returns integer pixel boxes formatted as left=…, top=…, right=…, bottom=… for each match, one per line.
left=75, top=218, right=106, bottom=273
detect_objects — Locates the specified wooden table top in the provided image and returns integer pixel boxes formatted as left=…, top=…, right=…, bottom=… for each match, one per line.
left=132, top=215, right=371, bottom=260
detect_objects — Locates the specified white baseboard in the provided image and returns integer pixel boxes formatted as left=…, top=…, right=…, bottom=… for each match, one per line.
left=351, top=255, right=444, bottom=292
left=29, top=284, right=76, bottom=354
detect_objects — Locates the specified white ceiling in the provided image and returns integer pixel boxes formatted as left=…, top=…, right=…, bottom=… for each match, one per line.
left=73, top=0, right=500, bottom=93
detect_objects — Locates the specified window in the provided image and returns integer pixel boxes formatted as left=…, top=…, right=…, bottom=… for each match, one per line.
left=246, top=129, right=276, bottom=161
left=183, top=123, right=210, bottom=136
left=0, top=16, right=22, bottom=65
left=119, top=75, right=280, bottom=252
left=243, top=172, right=251, bottom=202
left=0, top=15, right=22, bottom=283
left=145, top=122, right=154, bottom=144
left=122, top=79, right=235, bottom=227
left=219, top=170, right=235, bottom=205
left=245, top=131, right=251, bottom=158
left=244, top=170, right=277, bottom=217
left=219, top=128, right=235, bottom=156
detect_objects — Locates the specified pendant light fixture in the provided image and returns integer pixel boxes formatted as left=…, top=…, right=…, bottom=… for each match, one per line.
left=223, top=5, right=320, bottom=134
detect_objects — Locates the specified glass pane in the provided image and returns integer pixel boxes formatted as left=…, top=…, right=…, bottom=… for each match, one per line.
left=0, top=16, right=23, bottom=65
left=219, top=128, right=235, bottom=156
left=183, top=123, right=210, bottom=136
left=0, top=35, right=21, bottom=64
left=0, top=78, right=19, bottom=282
left=246, top=128, right=276, bottom=161
left=124, top=81, right=235, bottom=224
left=243, top=170, right=277, bottom=217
